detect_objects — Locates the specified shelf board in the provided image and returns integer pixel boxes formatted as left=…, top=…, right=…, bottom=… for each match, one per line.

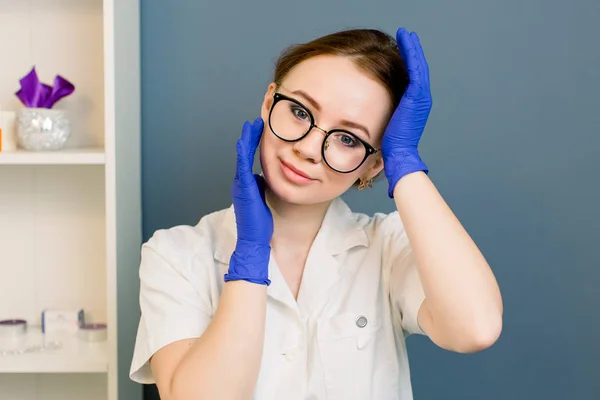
left=0, top=329, right=108, bottom=373
left=0, top=147, right=106, bottom=165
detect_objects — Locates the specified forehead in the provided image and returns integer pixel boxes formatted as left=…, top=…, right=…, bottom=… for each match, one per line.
left=280, top=55, right=391, bottom=134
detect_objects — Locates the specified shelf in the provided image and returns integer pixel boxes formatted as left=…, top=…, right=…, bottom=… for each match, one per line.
left=0, top=329, right=108, bottom=373
left=0, top=147, right=106, bottom=165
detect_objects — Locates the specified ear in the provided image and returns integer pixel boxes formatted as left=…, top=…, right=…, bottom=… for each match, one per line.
left=261, top=82, right=278, bottom=116
left=363, top=153, right=384, bottom=181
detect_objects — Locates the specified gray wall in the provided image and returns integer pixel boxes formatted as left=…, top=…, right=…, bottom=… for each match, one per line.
left=140, top=1, right=600, bottom=399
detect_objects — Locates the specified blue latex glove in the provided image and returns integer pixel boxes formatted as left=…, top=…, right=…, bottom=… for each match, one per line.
left=223, top=118, right=274, bottom=286
left=382, top=28, right=432, bottom=198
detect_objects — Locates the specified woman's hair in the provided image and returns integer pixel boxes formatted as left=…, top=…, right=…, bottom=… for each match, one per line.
left=273, top=29, right=409, bottom=112
left=272, top=29, right=408, bottom=186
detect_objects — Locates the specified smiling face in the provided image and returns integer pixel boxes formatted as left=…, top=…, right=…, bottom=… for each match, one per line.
left=259, top=54, right=393, bottom=206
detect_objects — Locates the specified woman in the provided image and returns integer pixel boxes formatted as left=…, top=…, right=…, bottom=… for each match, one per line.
left=130, top=27, right=503, bottom=400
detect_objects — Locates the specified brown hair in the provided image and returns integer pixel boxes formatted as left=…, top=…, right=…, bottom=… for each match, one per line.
left=273, top=29, right=409, bottom=111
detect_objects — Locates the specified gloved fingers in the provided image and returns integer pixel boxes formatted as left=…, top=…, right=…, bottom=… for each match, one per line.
left=247, top=117, right=264, bottom=161
left=396, top=28, right=420, bottom=77
left=235, top=118, right=264, bottom=186
left=396, top=28, right=422, bottom=99
left=235, top=121, right=252, bottom=183
left=396, top=27, right=409, bottom=67
left=410, top=32, right=430, bottom=90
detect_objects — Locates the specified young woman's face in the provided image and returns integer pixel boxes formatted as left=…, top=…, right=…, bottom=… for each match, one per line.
left=259, top=55, right=392, bottom=205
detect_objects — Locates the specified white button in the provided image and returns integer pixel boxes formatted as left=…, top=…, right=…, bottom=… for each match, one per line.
left=283, top=345, right=300, bottom=361
left=356, top=315, right=368, bottom=328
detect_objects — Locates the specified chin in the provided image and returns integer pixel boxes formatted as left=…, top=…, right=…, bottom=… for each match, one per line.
left=265, top=172, right=325, bottom=205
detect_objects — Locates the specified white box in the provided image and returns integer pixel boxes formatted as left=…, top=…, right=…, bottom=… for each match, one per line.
left=41, top=309, right=84, bottom=335
left=0, top=110, right=17, bottom=151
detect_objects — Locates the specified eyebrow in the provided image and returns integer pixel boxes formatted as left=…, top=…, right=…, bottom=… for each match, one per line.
left=291, top=89, right=372, bottom=138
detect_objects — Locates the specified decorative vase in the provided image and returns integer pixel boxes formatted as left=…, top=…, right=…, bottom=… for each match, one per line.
left=16, top=108, right=71, bottom=151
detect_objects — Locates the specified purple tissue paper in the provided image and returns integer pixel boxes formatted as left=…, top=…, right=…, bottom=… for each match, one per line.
left=15, top=67, right=75, bottom=109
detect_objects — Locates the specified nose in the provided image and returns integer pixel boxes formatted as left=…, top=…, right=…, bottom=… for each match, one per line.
left=292, top=126, right=327, bottom=163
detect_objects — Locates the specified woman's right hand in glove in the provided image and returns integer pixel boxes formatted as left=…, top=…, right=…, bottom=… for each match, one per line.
left=224, top=117, right=274, bottom=286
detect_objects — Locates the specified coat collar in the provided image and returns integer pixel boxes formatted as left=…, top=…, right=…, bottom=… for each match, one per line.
left=213, top=197, right=369, bottom=313
left=213, top=197, right=369, bottom=265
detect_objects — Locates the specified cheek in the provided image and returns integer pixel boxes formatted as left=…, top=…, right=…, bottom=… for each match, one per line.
left=339, top=162, right=372, bottom=186
left=259, top=127, right=275, bottom=156
left=258, top=137, right=270, bottom=168
left=259, top=130, right=281, bottom=170
left=320, top=164, right=362, bottom=192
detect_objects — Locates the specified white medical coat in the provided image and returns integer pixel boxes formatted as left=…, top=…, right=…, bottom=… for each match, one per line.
left=130, top=197, right=426, bottom=399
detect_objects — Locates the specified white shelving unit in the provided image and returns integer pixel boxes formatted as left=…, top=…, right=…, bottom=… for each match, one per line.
left=0, top=1, right=142, bottom=399
left=0, top=147, right=106, bottom=165
left=0, top=331, right=108, bottom=374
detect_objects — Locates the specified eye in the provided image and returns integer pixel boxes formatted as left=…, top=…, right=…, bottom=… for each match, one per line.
left=340, top=134, right=357, bottom=146
left=290, top=105, right=310, bottom=121
left=332, top=132, right=359, bottom=148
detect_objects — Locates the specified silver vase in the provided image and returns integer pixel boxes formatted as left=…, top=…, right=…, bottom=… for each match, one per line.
left=16, top=108, right=71, bottom=151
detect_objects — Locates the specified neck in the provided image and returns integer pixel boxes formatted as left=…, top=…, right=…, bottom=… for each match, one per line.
left=266, top=187, right=331, bottom=251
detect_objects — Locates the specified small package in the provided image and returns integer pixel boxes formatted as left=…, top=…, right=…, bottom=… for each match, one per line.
left=0, top=109, right=17, bottom=151
left=41, top=309, right=84, bottom=335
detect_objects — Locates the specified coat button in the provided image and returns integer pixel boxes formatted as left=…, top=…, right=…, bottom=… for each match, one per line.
left=283, top=345, right=300, bottom=361
left=356, top=315, right=368, bottom=328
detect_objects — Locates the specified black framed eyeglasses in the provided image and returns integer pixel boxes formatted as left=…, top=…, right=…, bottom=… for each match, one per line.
left=268, top=92, right=379, bottom=174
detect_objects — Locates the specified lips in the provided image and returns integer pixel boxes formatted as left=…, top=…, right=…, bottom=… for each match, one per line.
left=280, top=160, right=313, bottom=180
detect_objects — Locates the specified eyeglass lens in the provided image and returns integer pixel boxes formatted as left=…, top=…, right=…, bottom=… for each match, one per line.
left=269, top=98, right=368, bottom=172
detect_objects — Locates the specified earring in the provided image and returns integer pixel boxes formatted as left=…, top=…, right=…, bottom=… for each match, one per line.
left=358, top=177, right=373, bottom=190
